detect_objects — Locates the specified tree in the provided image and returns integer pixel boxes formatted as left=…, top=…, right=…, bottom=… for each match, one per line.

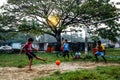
left=0, top=14, right=17, bottom=32
left=1, top=0, right=119, bottom=43
left=1, top=0, right=120, bottom=57
left=19, top=19, right=41, bottom=36
left=0, top=12, right=18, bottom=42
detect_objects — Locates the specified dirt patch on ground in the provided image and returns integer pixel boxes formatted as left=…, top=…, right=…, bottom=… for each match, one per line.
left=0, top=62, right=119, bottom=80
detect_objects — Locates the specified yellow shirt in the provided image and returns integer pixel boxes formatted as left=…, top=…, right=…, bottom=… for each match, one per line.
left=97, top=44, right=105, bottom=51
left=101, top=44, right=105, bottom=50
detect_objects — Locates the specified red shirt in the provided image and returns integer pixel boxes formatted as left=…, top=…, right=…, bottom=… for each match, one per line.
left=23, top=42, right=33, bottom=53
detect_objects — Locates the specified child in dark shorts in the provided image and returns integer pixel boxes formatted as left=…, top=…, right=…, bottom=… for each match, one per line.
left=63, top=39, right=69, bottom=59
left=19, top=38, right=47, bottom=70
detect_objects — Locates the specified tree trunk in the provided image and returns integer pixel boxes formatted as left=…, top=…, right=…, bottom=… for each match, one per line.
left=55, top=32, right=61, bottom=43
left=54, top=32, right=61, bottom=51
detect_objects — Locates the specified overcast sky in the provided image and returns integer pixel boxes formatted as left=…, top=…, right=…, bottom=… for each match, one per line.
left=0, top=0, right=7, bottom=6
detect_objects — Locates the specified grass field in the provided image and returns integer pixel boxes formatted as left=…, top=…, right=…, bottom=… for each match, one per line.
left=0, top=48, right=120, bottom=67
left=35, top=66, right=120, bottom=80
left=0, top=48, right=119, bottom=80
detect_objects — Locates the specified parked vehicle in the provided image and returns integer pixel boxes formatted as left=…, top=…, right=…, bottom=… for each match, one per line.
left=0, top=45, right=12, bottom=50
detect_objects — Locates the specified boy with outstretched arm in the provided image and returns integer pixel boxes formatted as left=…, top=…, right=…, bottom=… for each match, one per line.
left=19, top=38, right=47, bottom=70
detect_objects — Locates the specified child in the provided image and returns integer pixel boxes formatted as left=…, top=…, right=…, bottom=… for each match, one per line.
left=95, top=40, right=107, bottom=63
left=73, top=52, right=81, bottom=59
left=19, top=38, right=47, bottom=70
left=60, top=37, right=65, bottom=53
left=63, top=39, right=69, bottom=59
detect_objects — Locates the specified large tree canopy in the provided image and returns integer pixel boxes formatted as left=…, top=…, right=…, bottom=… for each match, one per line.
left=0, top=0, right=120, bottom=42
left=0, top=14, right=17, bottom=32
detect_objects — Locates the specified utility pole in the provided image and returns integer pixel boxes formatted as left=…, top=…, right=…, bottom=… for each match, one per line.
left=84, top=26, right=88, bottom=58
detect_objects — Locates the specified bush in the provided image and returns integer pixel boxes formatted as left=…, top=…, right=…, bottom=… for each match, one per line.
left=0, top=50, right=13, bottom=54
left=108, top=44, right=115, bottom=48
left=0, top=49, right=20, bottom=54
left=12, top=49, right=20, bottom=53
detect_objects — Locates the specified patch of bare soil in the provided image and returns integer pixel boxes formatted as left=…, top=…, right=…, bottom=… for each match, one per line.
left=0, top=62, right=119, bottom=80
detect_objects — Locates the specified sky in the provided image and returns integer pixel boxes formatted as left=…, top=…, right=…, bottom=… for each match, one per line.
left=0, top=0, right=7, bottom=6
left=110, top=0, right=120, bottom=8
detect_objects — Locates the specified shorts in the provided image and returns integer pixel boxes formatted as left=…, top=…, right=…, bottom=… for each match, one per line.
left=63, top=50, right=69, bottom=55
left=26, top=52, right=36, bottom=60
left=95, top=51, right=104, bottom=56
left=63, top=50, right=69, bottom=58
left=64, top=50, right=69, bottom=53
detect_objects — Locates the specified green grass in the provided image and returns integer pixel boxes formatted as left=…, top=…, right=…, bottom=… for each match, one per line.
left=0, top=48, right=120, bottom=80
left=0, top=52, right=75, bottom=67
left=106, top=48, right=120, bottom=56
left=0, top=48, right=120, bottom=67
left=0, top=53, right=28, bottom=67
left=105, top=48, right=120, bottom=63
left=34, top=66, right=120, bottom=80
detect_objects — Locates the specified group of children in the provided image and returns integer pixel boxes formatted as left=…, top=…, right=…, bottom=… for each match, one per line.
left=60, top=38, right=107, bottom=63
left=19, top=37, right=107, bottom=70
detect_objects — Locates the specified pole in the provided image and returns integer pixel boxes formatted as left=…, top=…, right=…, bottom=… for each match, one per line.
left=84, top=26, right=88, bottom=57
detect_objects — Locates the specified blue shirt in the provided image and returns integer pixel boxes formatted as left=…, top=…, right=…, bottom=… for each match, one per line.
left=64, top=43, right=69, bottom=51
